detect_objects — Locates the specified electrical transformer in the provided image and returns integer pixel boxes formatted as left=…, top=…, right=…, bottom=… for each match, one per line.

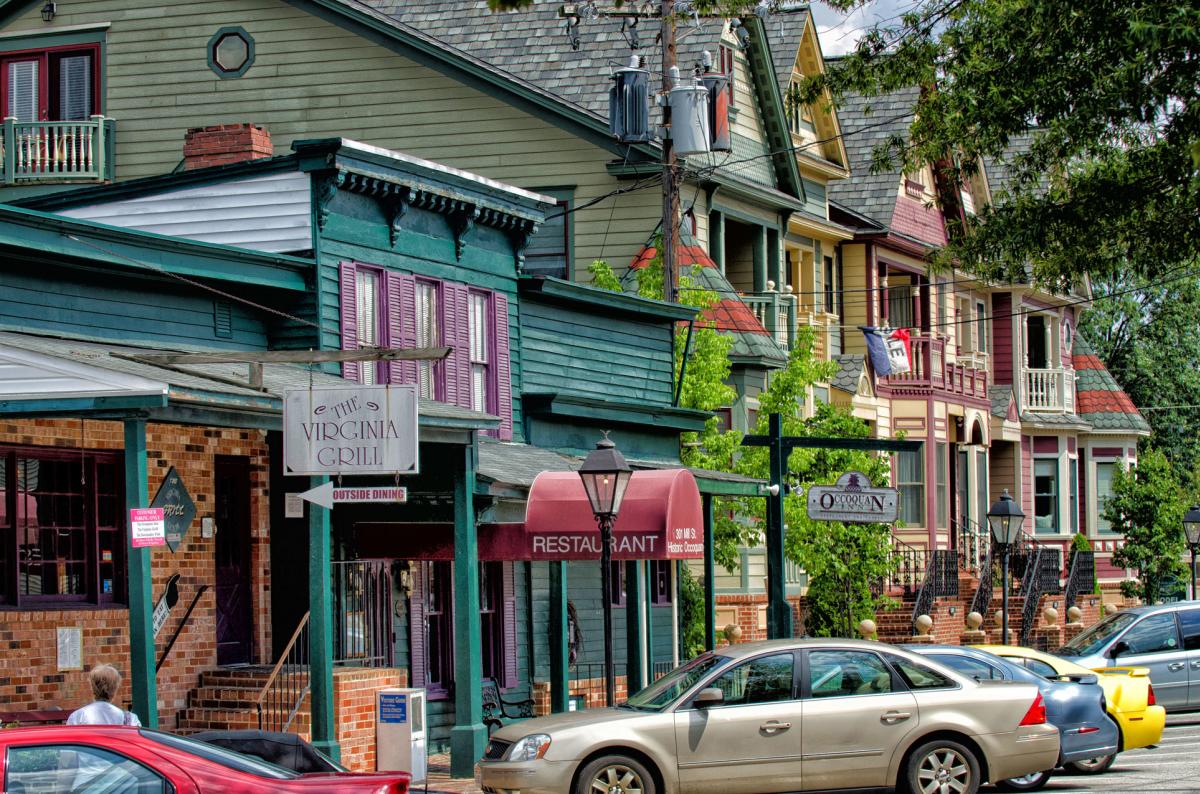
left=667, top=66, right=711, bottom=156
left=609, top=56, right=652, bottom=143
left=700, top=70, right=731, bottom=152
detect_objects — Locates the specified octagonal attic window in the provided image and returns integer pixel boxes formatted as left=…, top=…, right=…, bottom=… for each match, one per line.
left=208, top=26, right=255, bottom=78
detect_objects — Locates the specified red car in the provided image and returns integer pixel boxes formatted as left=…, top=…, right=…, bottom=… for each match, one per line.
left=0, top=725, right=410, bottom=793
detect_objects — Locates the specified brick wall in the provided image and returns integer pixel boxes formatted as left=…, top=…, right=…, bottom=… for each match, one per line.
left=182, top=123, right=273, bottom=170
left=0, top=418, right=270, bottom=726
left=332, top=667, right=407, bottom=772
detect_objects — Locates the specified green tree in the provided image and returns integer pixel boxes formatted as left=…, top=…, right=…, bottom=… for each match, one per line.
left=1107, top=449, right=1189, bottom=604
left=1080, top=271, right=1200, bottom=478
left=800, top=1, right=1200, bottom=288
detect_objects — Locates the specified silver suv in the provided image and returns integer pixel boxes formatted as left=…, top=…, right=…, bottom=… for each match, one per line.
left=1056, top=601, right=1200, bottom=711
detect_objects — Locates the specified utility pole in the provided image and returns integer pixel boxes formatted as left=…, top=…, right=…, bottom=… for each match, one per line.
left=660, top=0, right=678, bottom=304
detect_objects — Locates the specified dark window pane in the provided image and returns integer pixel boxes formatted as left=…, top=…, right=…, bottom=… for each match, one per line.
left=1178, top=609, right=1200, bottom=651
left=6, top=744, right=170, bottom=792
left=809, top=650, right=893, bottom=697
left=709, top=653, right=794, bottom=705
left=929, top=653, right=1000, bottom=681
left=1120, top=612, right=1181, bottom=655
left=886, top=655, right=953, bottom=689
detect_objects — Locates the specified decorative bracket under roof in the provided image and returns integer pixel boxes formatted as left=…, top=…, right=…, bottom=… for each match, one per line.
left=447, top=203, right=480, bottom=261
left=315, top=170, right=346, bottom=231
left=383, top=186, right=415, bottom=249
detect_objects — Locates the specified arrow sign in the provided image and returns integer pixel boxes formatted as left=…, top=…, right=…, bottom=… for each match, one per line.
left=295, top=482, right=409, bottom=510
left=297, top=481, right=334, bottom=510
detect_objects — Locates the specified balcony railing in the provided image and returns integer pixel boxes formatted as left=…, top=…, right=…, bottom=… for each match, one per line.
left=1023, top=368, right=1070, bottom=413
left=742, top=291, right=797, bottom=352
left=880, top=335, right=989, bottom=399
left=2, top=116, right=116, bottom=185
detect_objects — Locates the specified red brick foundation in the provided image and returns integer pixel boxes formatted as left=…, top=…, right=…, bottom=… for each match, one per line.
left=333, top=667, right=407, bottom=772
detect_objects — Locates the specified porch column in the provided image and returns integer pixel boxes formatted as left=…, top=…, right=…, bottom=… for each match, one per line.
left=703, top=494, right=716, bottom=651
left=307, top=476, right=338, bottom=760
left=549, top=561, right=569, bottom=713
left=752, top=225, right=767, bottom=292
left=643, top=561, right=654, bottom=684
left=451, top=440, right=485, bottom=778
left=123, top=417, right=157, bottom=728
left=625, top=560, right=645, bottom=695
left=767, top=228, right=781, bottom=291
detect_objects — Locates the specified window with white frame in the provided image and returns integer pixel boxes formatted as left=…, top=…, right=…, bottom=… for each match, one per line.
left=354, top=269, right=381, bottom=385
left=1096, top=461, right=1117, bottom=534
left=957, top=297, right=974, bottom=352
left=975, top=300, right=988, bottom=354
left=1034, top=459, right=1059, bottom=534
left=415, top=281, right=439, bottom=399
left=897, top=449, right=924, bottom=526
left=468, top=291, right=490, bottom=413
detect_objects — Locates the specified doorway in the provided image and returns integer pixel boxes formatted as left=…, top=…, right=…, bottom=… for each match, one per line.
left=215, top=456, right=253, bottom=666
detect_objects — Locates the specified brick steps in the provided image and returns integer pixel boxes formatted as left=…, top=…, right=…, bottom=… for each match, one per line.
left=177, top=666, right=311, bottom=735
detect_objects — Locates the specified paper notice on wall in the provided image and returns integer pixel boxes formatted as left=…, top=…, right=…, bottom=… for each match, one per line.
left=130, top=508, right=166, bottom=548
left=56, top=626, right=82, bottom=671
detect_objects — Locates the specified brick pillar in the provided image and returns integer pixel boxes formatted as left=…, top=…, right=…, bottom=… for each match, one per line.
left=182, top=123, right=273, bottom=169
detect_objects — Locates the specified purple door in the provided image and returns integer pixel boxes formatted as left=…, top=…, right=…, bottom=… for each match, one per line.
left=215, top=456, right=253, bottom=666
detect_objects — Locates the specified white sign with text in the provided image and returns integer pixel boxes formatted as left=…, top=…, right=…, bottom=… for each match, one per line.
left=284, top=386, right=419, bottom=476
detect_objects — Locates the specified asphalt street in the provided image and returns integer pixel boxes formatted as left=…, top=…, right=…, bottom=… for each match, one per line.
left=1011, top=713, right=1200, bottom=794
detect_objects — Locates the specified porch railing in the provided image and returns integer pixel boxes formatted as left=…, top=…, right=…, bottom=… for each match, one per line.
left=881, top=335, right=989, bottom=399
left=1023, top=368, right=1069, bottom=412
left=332, top=560, right=393, bottom=667
left=568, top=662, right=628, bottom=710
left=2, top=116, right=116, bottom=184
left=741, top=291, right=797, bottom=352
left=256, top=611, right=310, bottom=733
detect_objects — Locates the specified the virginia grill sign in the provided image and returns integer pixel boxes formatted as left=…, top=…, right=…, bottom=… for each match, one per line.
left=283, top=386, right=419, bottom=476
left=806, top=471, right=899, bottom=524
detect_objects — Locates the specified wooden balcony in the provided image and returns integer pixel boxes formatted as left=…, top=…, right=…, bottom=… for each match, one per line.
left=1023, top=367, right=1072, bottom=413
left=742, top=291, right=797, bottom=352
left=880, top=335, right=990, bottom=400
left=2, top=116, right=116, bottom=185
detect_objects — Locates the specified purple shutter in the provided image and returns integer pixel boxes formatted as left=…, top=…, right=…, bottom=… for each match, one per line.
left=502, top=561, right=518, bottom=689
left=391, top=274, right=418, bottom=385
left=408, top=563, right=427, bottom=688
left=494, top=294, right=513, bottom=440
left=339, top=262, right=360, bottom=382
left=441, top=282, right=470, bottom=408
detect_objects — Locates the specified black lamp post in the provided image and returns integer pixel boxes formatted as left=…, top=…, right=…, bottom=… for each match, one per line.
left=987, top=489, right=1025, bottom=644
left=578, top=434, right=632, bottom=707
left=1184, top=506, right=1200, bottom=600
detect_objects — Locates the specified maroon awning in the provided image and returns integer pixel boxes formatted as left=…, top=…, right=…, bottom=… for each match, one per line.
left=523, top=469, right=703, bottom=560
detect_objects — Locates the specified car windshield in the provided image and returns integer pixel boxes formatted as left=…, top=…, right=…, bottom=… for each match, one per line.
left=140, top=729, right=299, bottom=780
left=1059, top=612, right=1137, bottom=657
left=623, top=653, right=729, bottom=711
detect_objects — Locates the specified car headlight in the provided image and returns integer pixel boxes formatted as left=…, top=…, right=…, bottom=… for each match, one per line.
left=507, top=734, right=552, bottom=761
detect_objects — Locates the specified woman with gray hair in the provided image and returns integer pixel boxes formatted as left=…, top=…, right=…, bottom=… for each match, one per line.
left=67, top=664, right=141, bottom=726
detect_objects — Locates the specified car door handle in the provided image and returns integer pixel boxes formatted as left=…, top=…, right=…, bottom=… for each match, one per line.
left=760, top=721, right=791, bottom=733
left=1191, top=661, right=1200, bottom=670
left=881, top=711, right=912, bottom=724
left=1168, top=662, right=1185, bottom=672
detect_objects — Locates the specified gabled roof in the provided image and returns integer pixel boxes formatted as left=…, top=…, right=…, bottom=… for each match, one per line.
left=826, top=84, right=919, bottom=228
left=625, top=226, right=788, bottom=367
left=1073, top=336, right=1151, bottom=435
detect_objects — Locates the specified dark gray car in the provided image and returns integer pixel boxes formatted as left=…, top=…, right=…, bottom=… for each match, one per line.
left=908, top=645, right=1119, bottom=791
left=1056, top=601, right=1200, bottom=712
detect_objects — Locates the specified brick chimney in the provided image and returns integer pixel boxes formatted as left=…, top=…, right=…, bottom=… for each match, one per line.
left=182, top=123, right=273, bottom=170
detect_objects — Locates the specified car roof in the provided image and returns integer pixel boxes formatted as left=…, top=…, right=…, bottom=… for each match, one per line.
left=713, top=637, right=909, bottom=661
left=1116, top=600, right=1200, bottom=617
left=0, top=725, right=140, bottom=738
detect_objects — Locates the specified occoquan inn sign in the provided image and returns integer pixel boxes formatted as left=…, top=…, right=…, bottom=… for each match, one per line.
left=806, top=470, right=899, bottom=524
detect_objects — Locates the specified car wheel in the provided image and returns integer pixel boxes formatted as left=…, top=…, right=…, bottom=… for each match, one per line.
left=1065, top=754, right=1116, bottom=774
left=574, top=754, right=656, bottom=794
left=906, top=739, right=981, bottom=794
left=996, top=769, right=1052, bottom=791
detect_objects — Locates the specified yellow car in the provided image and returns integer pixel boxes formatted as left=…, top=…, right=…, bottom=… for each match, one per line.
left=974, top=644, right=1165, bottom=773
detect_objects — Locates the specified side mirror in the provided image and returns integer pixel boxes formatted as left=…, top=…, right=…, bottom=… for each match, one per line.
left=693, top=687, right=725, bottom=708
left=1109, top=641, right=1129, bottom=660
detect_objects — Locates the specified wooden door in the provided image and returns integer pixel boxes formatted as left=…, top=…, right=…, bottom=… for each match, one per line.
left=214, top=456, right=253, bottom=666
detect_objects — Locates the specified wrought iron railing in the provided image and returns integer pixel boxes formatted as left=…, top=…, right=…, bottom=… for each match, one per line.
left=1023, top=368, right=1068, bottom=412
left=1, top=116, right=116, bottom=184
left=652, top=661, right=674, bottom=681
left=887, top=536, right=930, bottom=596
left=955, top=515, right=990, bottom=578
left=969, top=542, right=995, bottom=619
left=332, top=560, right=393, bottom=667
left=1017, top=538, right=1064, bottom=646
left=741, top=291, right=797, bottom=351
left=256, top=611, right=310, bottom=733
left=911, top=549, right=959, bottom=633
left=1064, top=551, right=1095, bottom=610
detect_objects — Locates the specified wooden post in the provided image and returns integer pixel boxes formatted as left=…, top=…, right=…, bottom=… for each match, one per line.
left=703, top=493, right=716, bottom=651
left=123, top=417, right=157, bottom=728
left=3, top=117, right=15, bottom=184
left=625, top=560, right=644, bottom=695
left=549, top=561, right=569, bottom=713
left=307, top=476, right=338, bottom=760
left=450, top=440, right=485, bottom=778
left=660, top=0, right=678, bottom=304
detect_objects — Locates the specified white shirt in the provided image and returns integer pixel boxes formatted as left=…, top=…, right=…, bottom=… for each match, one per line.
left=66, top=701, right=141, bottom=726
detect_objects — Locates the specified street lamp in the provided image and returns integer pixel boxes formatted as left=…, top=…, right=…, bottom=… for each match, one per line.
left=987, top=490, right=1025, bottom=645
left=1183, top=505, right=1200, bottom=600
left=578, top=433, right=632, bottom=707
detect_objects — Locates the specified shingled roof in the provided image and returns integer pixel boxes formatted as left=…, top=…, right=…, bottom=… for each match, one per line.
left=625, top=225, right=788, bottom=366
left=1072, top=336, right=1151, bottom=435
left=826, top=83, right=918, bottom=228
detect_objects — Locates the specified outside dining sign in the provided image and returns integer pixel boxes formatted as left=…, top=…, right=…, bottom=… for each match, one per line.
left=806, top=471, right=899, bottom=524
left=283, top=386, right=419, bottom=476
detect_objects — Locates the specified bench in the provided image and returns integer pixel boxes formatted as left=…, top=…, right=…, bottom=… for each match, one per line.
left=481, top=679, right=534, bottom=736
left=0, top=709, right=68, bottom=727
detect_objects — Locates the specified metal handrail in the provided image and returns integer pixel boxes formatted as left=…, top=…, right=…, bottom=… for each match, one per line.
left=256, top=611, right=310, bottom=732
left=887, top=536, right=929, bottom=596
left=1064, top=550, right=1095, bottom=610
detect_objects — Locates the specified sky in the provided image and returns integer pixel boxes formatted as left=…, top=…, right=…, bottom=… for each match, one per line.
left=808, top=0, right=912, bottom=56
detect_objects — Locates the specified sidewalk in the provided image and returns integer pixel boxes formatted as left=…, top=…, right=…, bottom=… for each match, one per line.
left=417, top=753, right=482, bottom=794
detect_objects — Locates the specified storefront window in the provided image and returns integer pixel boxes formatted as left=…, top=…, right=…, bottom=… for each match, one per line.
left=1034, top=459, right=1059, bottom=534
left=0, top=446, right=123, bottom=606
